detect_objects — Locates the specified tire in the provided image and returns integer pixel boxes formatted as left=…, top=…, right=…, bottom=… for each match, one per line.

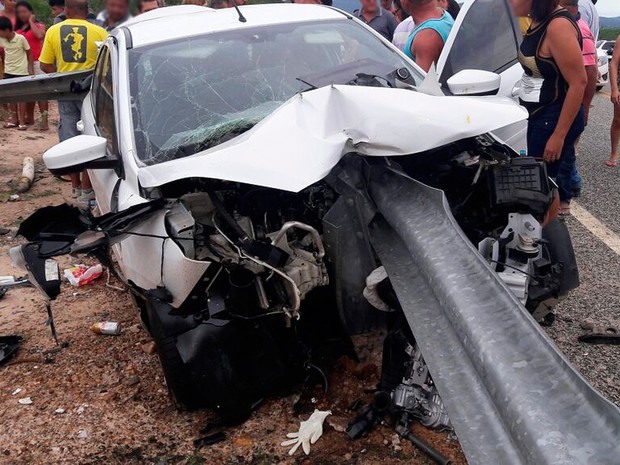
left=146, top=301, right=203, bottom=410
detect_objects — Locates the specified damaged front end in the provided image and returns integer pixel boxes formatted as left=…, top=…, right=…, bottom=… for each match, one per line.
left=12, top=134, right=620, bottom=464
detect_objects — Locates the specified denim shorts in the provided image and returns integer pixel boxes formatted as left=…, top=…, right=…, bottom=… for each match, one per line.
left=58, top=100, right=83, bottom=142
left=527, top=104, right=585, bottom=203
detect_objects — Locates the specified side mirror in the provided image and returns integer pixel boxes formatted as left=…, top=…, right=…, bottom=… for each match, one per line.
left=43, top=135, right=111, bottom=176
left=447, top=70, right=501, bottom=96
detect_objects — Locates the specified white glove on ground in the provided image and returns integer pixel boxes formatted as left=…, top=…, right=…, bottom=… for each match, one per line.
left=281, top=409, right=332, bottom=456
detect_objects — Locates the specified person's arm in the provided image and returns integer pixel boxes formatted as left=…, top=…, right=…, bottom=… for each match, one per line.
left=25, top=48, right=34, bottom=75
left=38, top=31, right=57, bottom=74
left=386, top=12, right=397, bottom=42
left=29, top=17, right=45, bottom=40
left=582, top=64, right=597, bottom=122
left=542, top=18, right=587, bottom=162
left=40, top=62, right=56, bottom=73
left=610, top=36, right=620, bottom=105
left=410, top=29, right=444, bottom=72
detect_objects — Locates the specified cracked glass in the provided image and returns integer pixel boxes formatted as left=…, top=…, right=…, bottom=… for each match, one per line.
left=127, top=19, right=423, bottom=165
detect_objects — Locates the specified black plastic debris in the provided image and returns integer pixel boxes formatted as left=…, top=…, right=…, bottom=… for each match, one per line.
left=193, top=431, right=226, bottom=448
left=0, top=227, right=9, bottom=235
left=579, top=320, right=620, bottom=345
left=0, top=287, right=6, bottom=300
left=0, top=335, right=23, bottom=365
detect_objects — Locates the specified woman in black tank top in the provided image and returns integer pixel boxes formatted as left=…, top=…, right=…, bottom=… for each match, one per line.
left=511, top=0, right=586, bottom=215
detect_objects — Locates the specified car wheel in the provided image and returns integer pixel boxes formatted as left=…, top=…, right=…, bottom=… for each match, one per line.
left=146, top=302, right=202, bottom=410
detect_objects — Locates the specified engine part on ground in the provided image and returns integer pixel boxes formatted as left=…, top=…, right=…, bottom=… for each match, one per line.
left=0, top=335, right=22, bottom=365
left=368, top=164, right=620, bottom=465
left=346, top=391, right=392, bottom=439
left=395, top=413, right=452, bottom=465
left=390, top=341, right=451, bottom=431
left=363, top=266, right=394, bottom=312
left=281, top=409, right=331, bottom=456
left=578, top=319, right=620, bottom=345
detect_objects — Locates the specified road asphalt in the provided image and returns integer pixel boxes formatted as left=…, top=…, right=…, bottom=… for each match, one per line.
left=546, top=87, right=620, bottom=406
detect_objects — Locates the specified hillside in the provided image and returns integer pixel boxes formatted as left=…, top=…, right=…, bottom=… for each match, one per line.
left=601, top=17, right=620, bottom=29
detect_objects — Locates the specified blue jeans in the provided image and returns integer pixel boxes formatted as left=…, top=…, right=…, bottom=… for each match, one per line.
left=527, top=104, right=585, bottom=203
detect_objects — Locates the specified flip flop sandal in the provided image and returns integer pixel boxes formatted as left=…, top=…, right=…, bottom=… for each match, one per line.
left=17, top=125, right=27, bottom=131
left=3, top=122, right=18, bottom=129
left=605, top=160, right=617, bottom=167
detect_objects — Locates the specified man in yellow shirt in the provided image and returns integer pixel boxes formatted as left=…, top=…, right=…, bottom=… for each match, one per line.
left=39, top=0, right=107, bottom=204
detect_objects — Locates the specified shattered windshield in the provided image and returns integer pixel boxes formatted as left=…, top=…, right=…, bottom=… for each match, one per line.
left=128, top=19, right=423, bottom=165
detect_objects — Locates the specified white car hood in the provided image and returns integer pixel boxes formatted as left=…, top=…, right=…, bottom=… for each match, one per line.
left=137, top=85, right=527, bottom=193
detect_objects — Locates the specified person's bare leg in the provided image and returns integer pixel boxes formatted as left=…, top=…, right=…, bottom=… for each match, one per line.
left=8, top=103, right=18, bottom=125
left=70, top=173, right=81, bottom=189
left=17, top=103, right=27, bottom=128
left=610, top=102, right=620, bottom=165
left=81, top=170, right=92, bottom=190
left=37, top=101, right=49, bottom=130
left=25, top=102, right=35, bottom=125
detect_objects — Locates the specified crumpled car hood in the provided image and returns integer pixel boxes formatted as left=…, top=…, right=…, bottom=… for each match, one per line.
left=137, top=85, right=527, bottom=193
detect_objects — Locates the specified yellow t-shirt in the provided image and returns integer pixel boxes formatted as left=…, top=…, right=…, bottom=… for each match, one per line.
left=0, top=33, right=31, bottom=76
left=39, top=19, right=107, bottom=73
left=518, top=17, right=532, bottom=37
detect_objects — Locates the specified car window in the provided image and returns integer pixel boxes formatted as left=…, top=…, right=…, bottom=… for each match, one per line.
left=93, top=46, right=118, bottom=154
left=440, top=0, right=519, bottom=84
left=127, top=19, right=424, bottom=166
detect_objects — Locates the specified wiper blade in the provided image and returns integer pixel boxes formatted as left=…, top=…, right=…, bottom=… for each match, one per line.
left=295, top=77, right=317, bottom=91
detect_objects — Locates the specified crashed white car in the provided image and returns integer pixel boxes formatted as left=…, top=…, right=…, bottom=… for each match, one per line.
left=3, top=3, right=620, bottom=465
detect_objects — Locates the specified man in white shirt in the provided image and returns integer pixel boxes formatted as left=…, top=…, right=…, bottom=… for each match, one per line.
left=578, top=0, right=599, bottom=41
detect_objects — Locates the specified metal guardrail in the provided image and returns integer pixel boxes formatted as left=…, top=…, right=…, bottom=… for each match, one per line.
left=0, top=70, right=92, bottom=104
left=368, top=165, right=620, bottom=465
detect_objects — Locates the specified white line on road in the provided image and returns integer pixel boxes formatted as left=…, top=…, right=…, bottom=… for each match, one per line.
left=571, top=202, right=620, bottom=256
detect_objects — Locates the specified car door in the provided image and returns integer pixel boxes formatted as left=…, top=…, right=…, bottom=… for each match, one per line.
left=85, top=42, right=123, bottom=214
left=434, top=0, right=527, bottom=151
left=436, top=0, right=523, bottom=98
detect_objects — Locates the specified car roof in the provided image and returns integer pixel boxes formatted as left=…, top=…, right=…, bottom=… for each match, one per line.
left=118, top=4, right=350, bottom=49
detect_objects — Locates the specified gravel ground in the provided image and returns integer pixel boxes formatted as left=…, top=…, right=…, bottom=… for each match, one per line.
left=574, top=90, right=620, bottom=235
left=1, top=94, right=619, bottom=465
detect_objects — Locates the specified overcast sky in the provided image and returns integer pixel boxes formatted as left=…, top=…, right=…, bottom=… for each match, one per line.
left=597, top=0, right=620, bottom=17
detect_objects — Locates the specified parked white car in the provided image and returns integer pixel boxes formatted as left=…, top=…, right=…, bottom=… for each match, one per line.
left=597, top=48, right=609, bottom=91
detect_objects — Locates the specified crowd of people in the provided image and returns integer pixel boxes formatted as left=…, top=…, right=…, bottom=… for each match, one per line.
left=0, top=0, right=615, bottom=214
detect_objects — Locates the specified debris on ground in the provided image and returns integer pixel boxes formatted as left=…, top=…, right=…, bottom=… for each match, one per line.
left=140, top=341, right=156, bottom=354
left=18, top=397, right=33, bottom=405
left=579, top=319, right=620, bottom=345
left=281, top=409, right=331, bottom=456
left=0, top=335, right=23, bottom=365
left=64, top=264, right=103, bottom=287
left=194, top=431, right=227, bottom=448
left=11, top=388, right=22, bottom=396
left=91, top=321, right=122, bottom=336
left=16, top=157, right=35, bottom=193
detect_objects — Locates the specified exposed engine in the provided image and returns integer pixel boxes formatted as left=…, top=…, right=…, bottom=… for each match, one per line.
left=165, top=185, right=334, bottom=319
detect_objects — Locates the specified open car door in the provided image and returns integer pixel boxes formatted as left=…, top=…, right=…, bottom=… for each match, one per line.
left=436, top=0, right=523, bottom=97
left=435, top=0, right=527, bottom=151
